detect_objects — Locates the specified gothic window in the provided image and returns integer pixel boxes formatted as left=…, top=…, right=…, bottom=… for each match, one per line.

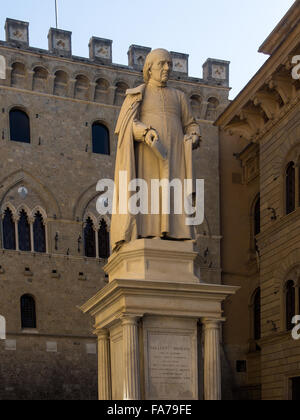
left=286, top=162, right=295, bottom=215
left=21, top=295, right=36, bottom=329
left=2, top=208, right=16, bottom=250
left=84, top=217, right=96, bottom=258
left=286, top=280, right=295, bottom=331
left=98, top=219, right=110, bottom=259
left=33, top=212, right=46, bottom=253
left=54, top=70, right=68, bottom=96
left=18, top=210, right=31, bottom=252
left=253, top=288, right=261, bottom=341
left=10, top=109, right=30, bottom=143
left=92, top=122, right=110, bottom=155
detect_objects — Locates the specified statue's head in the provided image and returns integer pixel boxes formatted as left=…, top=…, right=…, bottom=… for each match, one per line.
left=143, top=49, right=172, bottom=85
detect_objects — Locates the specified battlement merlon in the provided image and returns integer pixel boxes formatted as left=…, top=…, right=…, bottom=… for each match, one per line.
left=3, top=18, right=230, bottom=86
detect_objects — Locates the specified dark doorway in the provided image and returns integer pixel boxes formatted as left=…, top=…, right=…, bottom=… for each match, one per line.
left=291, top=377, right=300, bottom=400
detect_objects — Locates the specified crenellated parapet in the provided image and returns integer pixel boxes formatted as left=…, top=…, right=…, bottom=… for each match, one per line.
left=2, top=18, right=230, bottom=87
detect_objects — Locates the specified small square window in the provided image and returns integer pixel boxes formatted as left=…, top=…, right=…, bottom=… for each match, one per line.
left=236, top=360, right=247, bottom=373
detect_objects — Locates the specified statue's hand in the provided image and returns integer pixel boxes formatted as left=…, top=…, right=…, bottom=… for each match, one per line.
left=191, top=135, right=201, bottom=150
left=144, top=129, right=159, bottom=147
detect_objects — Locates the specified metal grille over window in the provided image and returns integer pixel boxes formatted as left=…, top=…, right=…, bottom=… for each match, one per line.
left=9, top=109, right=30, bottom=143
left=21, top=295, right=36, bottom=329
left=92, top=123, right=110, bottom=155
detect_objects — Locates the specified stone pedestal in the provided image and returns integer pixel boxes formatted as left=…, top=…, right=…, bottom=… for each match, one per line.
left=81, top=239, right=238, bottom=400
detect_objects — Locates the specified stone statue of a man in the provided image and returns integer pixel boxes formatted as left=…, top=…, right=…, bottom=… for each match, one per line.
left=110, top=48, right=201, bottom=252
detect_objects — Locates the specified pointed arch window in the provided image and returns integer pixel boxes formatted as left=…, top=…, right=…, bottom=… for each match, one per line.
left=18, top=210, right=31, bottom=252
left=92, top=122, right=110, bottom=155
left=33, top=212, right=46, bottom=253
left=286, top=162, right=295, bottom=215
left=286, top=280, right=295, bottom=331
left=84, top=217, right=96, bottom=258
left=21, top=294, right=36, bottom=329
left=9, top=109, right=30, bottom=143
left=253, top=288, right=261, bottom=341
left=2, top=208, right=16, bottom=250
left=98, top=219, right=110, bottom=259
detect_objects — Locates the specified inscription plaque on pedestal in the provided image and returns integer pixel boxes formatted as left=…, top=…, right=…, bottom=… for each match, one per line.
left=144, top=318, right=198, bottom=400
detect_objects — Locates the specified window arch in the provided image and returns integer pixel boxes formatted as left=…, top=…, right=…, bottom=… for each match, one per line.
left=9, top=108, right=30, bottom=143
left=11, top=62, right=26, bottom=88
left=92, top=122, right=110, bottom=155
left=253, top=288, right=261, bottom=341
left=54, top=70, right=68, bottom=96
left=98, top=219, right=110, bottom=259
left=286, top=161, right=296, bottom=215
left=205, top=97, right=219, bottom=121
left=95, top=78, right=109, bottom=103
left=190, top=94, right=202, bottom=119
left=286, top=280, right=296, bottom=331
left=21, top=295, right=36, bottom=329
left=2, top=208, right=16, bottom=250
left=115, top=82, right=129, bottom=106
left=75, top=75, right=90, bottom=100
left=33, top=66, right=48, bottom=92
left=33, top=211, right=46, bottom=253
left=18, top=209, right=31, bottom=252
left=84, top=217, right=96, bottom=258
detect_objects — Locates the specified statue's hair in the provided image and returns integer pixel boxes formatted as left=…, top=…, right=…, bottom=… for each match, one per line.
left=143, top=49, right=172, bottom=84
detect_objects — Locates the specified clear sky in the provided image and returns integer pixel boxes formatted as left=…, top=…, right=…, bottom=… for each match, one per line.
left=0, top=0, right=295, bottom=98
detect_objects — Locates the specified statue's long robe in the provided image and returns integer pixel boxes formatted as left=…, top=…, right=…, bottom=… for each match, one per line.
left=111, top=82, right=200, bottom=251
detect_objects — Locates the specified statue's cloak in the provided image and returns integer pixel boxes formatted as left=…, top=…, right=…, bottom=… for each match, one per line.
left=111, top=83, right=199, bottom=252
left=111, top=84, right=146, bottom=251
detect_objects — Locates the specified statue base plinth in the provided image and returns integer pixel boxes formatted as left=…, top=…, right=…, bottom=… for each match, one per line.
left=104, top=239, right=201, bottom=284
left=81, top=240, right=239, bottom=400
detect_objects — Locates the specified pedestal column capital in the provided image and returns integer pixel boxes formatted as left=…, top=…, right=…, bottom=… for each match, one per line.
left=94, top=328, right=110, bottom=340
left=120, top=314, right=141, bottom=327
left=202, top=318, right=224, bottom=329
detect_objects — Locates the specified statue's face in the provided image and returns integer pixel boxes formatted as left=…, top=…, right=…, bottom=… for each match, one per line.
left=149, top=51, right=172, bottom=85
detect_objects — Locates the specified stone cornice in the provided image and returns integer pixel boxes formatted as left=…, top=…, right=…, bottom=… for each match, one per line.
left=215, top=14, right=300, bottom=143
left=80, top=278, right=239, bottom=329
left=259, top=0, right=300, bottom=55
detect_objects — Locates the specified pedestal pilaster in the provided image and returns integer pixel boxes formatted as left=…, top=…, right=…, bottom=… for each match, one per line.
left=121, top=315, right=141, bottom=400
left=203, top=319, right=222, bottom=400
left=95, top=328, right=111, bottom=400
